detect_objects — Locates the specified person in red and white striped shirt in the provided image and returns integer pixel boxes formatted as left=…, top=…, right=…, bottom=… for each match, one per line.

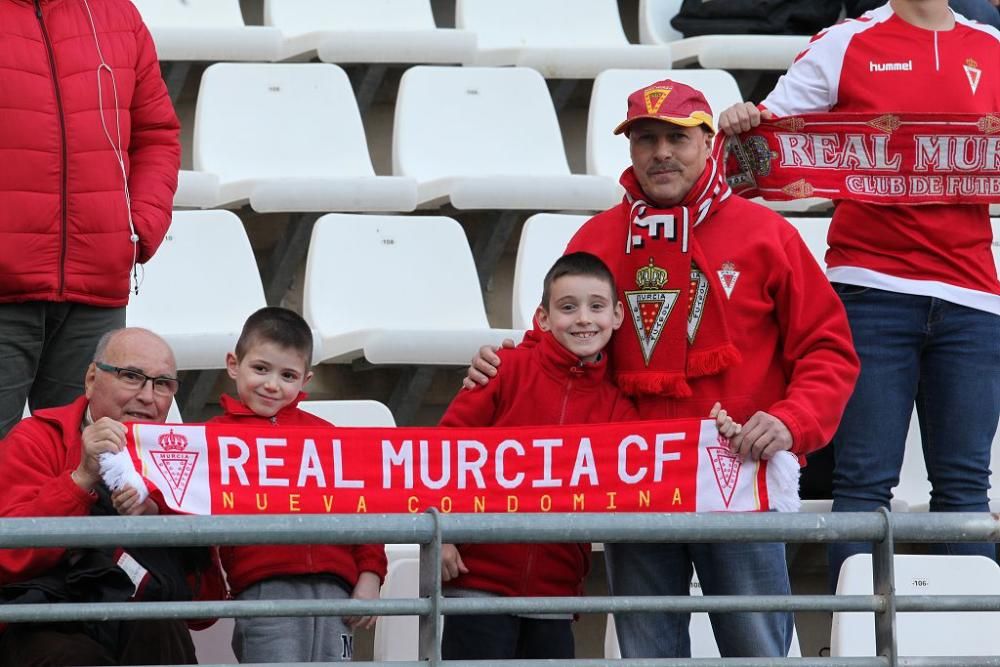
left=721, top=0, right=1000, bottom=591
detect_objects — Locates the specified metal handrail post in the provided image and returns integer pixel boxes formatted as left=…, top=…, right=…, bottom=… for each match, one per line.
left=873, top=507, right=898, bottom=666
left=418, top=508, right=443, bottom=665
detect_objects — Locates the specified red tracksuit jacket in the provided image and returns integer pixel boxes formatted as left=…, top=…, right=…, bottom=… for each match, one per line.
left=210, top=394, right=387, bottom=596
left=439, top=331, right=639, bottom=598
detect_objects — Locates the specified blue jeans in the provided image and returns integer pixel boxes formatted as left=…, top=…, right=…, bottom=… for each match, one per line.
left=828, top=286, right=1000, bottom=591
left=604, top=542, right=793, bottom=658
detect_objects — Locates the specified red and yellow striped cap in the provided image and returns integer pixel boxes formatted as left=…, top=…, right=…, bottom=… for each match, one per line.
left=613, top=79, right=715, bottom=135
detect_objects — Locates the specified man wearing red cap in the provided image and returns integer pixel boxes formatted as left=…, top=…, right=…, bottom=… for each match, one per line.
left=467, top=80, right=859, bottom=658
left=720, top=0, right=1000, bottom=592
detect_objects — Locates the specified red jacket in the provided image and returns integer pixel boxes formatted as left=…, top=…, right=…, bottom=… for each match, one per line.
left=566, top=194, right=860, bottom=459
left=439, top=331, right=639, bottom=598
left=211, top=394, right=388, bottom=596
left=0, top=0, right=180, bottom=306
left=0, top=396, right=226, bottom=629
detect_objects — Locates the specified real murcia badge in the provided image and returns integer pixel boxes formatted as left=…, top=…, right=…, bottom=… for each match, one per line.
left=707, top=438, right=742, bottom=508
left=964, top=58, right=981, bottom=95
left=150, top=429, right=199, bottom=506
left=625, top=258, right=679, bottom=365
left=643, top=86, right=673, bottom=114
left=717, top=261, right=740, bottom=299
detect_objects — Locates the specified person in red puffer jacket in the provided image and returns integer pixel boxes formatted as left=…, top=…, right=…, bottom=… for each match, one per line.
left=438, top=253, right=739, bottom=661
left=0, top=0, right=180, bottom=438
left=210, top=307, right=387, bottom=664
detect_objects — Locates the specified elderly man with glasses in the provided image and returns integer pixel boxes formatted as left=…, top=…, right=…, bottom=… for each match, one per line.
left=0, top=327, right=223, bottom=666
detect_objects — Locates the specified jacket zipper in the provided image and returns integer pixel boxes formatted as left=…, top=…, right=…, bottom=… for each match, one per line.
left=269, top=413, right=311, bottom=565
left=533, top=364, right=582, bottom=594
left=34, top=0, right=68, bottom=296
left=558, top=363, right=583, bottom=425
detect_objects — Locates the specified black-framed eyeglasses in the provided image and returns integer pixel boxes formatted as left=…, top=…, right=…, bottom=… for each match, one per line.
left=95, top=362, right=180, bottom=397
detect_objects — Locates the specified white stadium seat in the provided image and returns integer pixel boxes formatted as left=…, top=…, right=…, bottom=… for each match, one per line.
left=992, top=218, right=1000, bottom=271
left=456, top=0, right=672, bottom=78
left=511, top=214, right=590, bottom=329
left=130, top=0, right=281, bottom=62
left=264, top=0, right=476, bottom=64
left=173, top=170, right=220, bottom=209
left=784, top=218, right=831, bottom=270
left=587, top=68, right=742, bottom=181
left=298, top=400, right=396, bottom=427
left=832, top=554, right=1000, bottom=657
left=194, top=63, right=417, bottom=212
left=393, top=67, right=619, bottom=210
left=373, top=556, right=421, bottom=661
left=303, top=214, right=524, bottom=365
left=125, top=210, right=266, bottom=371
left=191, top=619, right=237, bottom=664
left=639, top=0, right=810, bottom=70
left=605, top=576, right=802, bottom=658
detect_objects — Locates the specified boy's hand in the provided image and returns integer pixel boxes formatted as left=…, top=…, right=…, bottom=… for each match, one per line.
left=345, top=571, right=381, bottom=630
left=112, top=486, right=159, bottom=516
left=462, top=340, right=514, bottom=389
left=709, top=402, right=742, bottom=439
left=441, top=543, right=469, bottom=582
left=729, top=411, right=793, bottom=461
left=718, top=102, right=774, bottom=136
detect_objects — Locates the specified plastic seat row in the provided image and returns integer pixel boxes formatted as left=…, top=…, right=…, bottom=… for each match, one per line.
left=132, top=0, right=805, bottom=74
left=176, top=63, right=827, bottom=215
left=125, top=210, right=521, bottom=372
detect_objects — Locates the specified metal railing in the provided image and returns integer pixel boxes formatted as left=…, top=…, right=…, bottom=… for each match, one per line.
left=2, top=510, right=1000, bottom=666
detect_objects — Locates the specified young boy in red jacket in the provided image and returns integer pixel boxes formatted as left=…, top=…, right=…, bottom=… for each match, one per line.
left=212, top=307, right=387, bottom=663
left=437, top=253, right=739, bottom=660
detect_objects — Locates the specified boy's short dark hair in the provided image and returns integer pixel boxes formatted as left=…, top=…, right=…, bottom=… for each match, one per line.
left=235, top=307, right=313, bottom=366
left=540, top=252, right=618, bottom=310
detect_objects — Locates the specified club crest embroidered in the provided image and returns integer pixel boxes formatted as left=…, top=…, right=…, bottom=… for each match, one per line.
left=625, top=258, right=679, bottom=365
left=643, top=86, right=672, bottom=114
left=978, top=114, right=1000, bottom=134
left=687, top=269, right=709, bottom=343
left=867, top=114, right=901, bottom=133
left=717, top=261, right=739, bottom=299
left=707, top=440, right=742, bottom=508
left=150, top=429, right=199, bottom=506
left=964, top=58, right=981, bottom=95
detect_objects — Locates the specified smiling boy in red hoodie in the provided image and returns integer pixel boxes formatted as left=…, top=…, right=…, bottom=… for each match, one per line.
left=437, top=253, right=739, bottom=660
left=211, top=307, right=387, bottom=663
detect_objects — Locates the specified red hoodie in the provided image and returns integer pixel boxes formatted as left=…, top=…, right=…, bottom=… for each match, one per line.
left=210, top=394, right=387, bottom=596
left=566, top=194, right=859, bottom=459
left=439, top=331, right=639, bottom=598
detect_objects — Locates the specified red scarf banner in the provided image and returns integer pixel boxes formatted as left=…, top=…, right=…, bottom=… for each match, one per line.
left=723, top=112, right=1000, bottom=204
left=120, top=420, right=800, bottom=516
left=608, top=140, right=741, bottom=399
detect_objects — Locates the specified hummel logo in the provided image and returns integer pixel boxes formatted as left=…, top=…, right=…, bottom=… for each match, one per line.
left=869, top=60, right=913, bottom=72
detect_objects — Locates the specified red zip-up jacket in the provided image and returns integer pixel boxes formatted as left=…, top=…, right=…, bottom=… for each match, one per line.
left=210, top=394, right=387, bottom=596
left=439, top=331, right=639, bottom=598
left=0, top=0, right=179, bottom=305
